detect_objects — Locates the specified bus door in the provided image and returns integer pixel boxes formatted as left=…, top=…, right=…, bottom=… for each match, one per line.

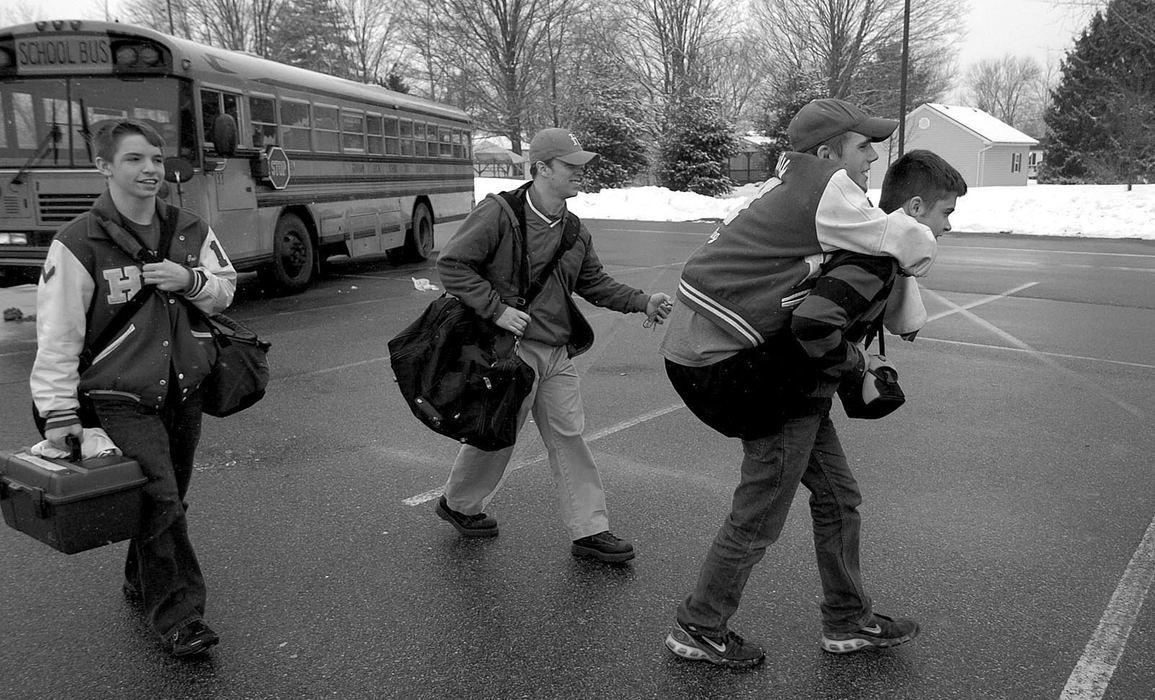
left=201, top=88, right=259, bottom=260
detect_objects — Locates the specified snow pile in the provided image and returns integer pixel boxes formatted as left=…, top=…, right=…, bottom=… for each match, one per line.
left=476, top=178, right=1155, bottom=240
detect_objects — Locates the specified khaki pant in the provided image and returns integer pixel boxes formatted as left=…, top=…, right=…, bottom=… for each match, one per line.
left=443, top=339, right=610, bottom=540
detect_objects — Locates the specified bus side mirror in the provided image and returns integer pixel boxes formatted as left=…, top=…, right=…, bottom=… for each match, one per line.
left=212, top=114, right=238, bottom=158
left=164, top=157, right=196, bottom=183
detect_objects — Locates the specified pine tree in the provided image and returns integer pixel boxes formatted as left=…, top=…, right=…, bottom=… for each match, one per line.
left=754, top=70, right=827, bottom=167
left=657, top=93, right=737, bottom=196
left=566, top=59, right=651, bottom=192
left=1041, top=0, right=1155, bottom=185
left=269, top=0, right=353, bottom=79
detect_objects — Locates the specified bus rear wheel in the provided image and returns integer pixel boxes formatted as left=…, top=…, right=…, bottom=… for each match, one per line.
left=403, top=203, right=434, bottom=262
left=262, top=213, right=315, bottom=294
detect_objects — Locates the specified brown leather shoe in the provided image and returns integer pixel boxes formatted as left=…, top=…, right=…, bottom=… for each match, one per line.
left=435, top=496, right=499, bottom=537
left=572, top=531, right=635, bottom=562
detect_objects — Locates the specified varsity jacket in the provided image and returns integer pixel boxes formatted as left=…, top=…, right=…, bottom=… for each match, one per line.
left=437, top=183, right=648, bottom=356
left=676, top=152, right=936, bottom=349
left=31, top=191, right=237, bottom=428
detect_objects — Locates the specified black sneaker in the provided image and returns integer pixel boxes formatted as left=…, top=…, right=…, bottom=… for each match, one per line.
left=665, top=622, right=766, bottom=668
left=571, top=531, right=635, bottom=563
left=435, top=495, right=498, bottom=537
left=821, top=613, right=920, bottom=654
left=165, top=619, right=220, bottom=658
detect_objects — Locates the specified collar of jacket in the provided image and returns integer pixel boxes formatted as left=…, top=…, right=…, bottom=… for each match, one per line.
left=85, top=190, right=184, bottom=245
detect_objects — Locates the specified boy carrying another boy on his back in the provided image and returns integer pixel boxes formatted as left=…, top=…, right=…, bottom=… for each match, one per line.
left=661, top=97, right=966, bottom=669
left=31, top=119, right=236, bottom=657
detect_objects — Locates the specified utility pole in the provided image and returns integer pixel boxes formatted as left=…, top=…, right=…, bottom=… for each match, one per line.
left=898, top=0, right=911, bottom=155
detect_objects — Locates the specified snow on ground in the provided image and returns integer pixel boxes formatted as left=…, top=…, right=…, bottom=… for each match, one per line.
left=476, top=178, right=1155, bottom=240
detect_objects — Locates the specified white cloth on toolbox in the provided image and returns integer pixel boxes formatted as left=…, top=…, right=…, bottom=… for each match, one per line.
left=31, top=428, right=122, bottom=459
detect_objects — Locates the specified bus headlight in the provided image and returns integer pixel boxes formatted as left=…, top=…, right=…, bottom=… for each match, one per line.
left=0, top=233, right=30, bottom=244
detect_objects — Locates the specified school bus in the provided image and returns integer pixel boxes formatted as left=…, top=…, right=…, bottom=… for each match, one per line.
left=0, top=20, right=474, bottom=292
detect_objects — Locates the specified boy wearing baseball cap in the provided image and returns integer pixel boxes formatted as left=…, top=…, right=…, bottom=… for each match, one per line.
left=434, top=128, right=671, bottom=562
left=661, top=99, right=967, bottom=667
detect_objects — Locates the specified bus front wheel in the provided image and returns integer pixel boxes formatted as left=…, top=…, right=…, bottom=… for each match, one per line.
left=404, top=203, right=434, bottom=262
left=263, top=213, right=315, bottom=294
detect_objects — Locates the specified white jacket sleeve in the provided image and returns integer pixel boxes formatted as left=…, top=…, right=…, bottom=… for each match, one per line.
left=815, top=171, right=938, bottom=277
left=182, top=225, right=237, bottom=315
left=30, top=240, right=94, bottom=418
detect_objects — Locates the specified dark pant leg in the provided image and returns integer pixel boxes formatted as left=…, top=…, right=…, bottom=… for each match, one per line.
left=800, top=413, right=873, bottom=632
left=96, top=395, right=206, bottom=638
left=677, top=410, right=824, bottom=633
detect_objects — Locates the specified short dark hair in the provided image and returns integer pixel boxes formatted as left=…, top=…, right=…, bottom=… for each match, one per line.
left=92, top=119, right=165, bottom=162
left=878, top=149, right=967, bottom=213
left=802, top=132, right=850, bottom=157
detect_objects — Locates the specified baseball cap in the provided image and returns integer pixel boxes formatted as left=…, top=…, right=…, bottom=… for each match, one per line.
left=787, top=98, right=898, bottom=153
left=528, top=128, right=597, bottom=166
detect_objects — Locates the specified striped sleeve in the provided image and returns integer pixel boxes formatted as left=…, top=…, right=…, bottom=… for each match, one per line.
left=790, top=253, right=895, bottom=381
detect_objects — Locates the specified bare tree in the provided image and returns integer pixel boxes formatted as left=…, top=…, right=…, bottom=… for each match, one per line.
left=621, top=0, right=730, bottom=102
left=340, top=0, right=409, bottom=83
left=964, top=55, right=1043, bottom=127
left=749, top=0, right=962, bottom=109
left=410, top=0, right=578, bottom=152
left=702, top=29, right=769, bottom=129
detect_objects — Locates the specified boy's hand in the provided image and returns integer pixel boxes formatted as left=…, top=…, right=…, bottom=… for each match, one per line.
left=142, top=259, right=193, bottom=292
left=495, top=306, right=530, bottom=336
left=44, top=419, right=83, bottom=453
left=645, top=293, right=673, bottom=324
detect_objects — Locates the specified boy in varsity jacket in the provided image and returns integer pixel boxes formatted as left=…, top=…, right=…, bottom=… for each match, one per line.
left=662, top=100, right=967, bottom=668
left=31, top=119, right=236, bottom=657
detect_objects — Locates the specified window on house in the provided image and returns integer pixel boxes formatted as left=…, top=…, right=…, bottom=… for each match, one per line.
left=1012, top=152, right=1022, bottom=173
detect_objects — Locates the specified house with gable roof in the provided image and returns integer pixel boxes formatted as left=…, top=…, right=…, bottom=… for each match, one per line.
left=868, top=103, right=1040, bottom=188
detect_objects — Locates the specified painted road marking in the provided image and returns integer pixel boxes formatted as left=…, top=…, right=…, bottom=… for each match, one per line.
left=921, top=287, right=1145, bottom=419
left=1059, top=516, right=1155, bottom=700
left=400, top=402, right=685, bottom=507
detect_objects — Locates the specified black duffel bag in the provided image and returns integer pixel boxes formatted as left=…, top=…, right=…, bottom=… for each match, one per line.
left=388, top=294, right=535, bottom=451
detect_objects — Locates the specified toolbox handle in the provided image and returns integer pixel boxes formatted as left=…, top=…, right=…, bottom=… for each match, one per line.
left=66, top=434, right=82, bottom=463
left=0, top=478, right=49, bottom=518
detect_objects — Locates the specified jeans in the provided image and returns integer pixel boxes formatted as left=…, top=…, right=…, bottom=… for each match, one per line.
left=94, top=390, right=206, bottom=639
left=677, top=406, right=874, bottom=634
left=443, top=339, right=610, bottom=540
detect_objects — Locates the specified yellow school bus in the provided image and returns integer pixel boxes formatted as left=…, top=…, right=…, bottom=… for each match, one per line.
left=0, top=20, right=474, bottom=291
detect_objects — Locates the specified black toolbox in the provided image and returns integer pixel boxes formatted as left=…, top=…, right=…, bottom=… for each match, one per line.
left=0, top=446, right=146, bottom=554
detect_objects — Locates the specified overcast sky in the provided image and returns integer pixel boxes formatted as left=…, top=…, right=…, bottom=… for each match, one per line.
left=13, top=0, right=1102, bottom=89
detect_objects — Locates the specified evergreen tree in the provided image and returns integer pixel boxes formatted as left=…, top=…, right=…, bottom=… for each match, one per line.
left=566, top=58, right=651, bottom=192
left=269, top=0, right=353, bottom=79
left=656, top=93, right=737, bottom=196
left=1041, top=0, right=1155, bottom=185
left=753, top=70, right=826, bottom=166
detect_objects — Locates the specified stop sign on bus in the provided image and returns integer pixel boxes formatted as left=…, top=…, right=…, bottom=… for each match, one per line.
left=264, top=146, right=291, bottom=190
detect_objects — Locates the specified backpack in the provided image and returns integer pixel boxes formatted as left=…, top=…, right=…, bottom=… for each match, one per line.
left=387, top=186, right=582, bottom=451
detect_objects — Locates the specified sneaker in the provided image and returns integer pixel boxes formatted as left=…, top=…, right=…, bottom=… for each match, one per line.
left=165, top=619, right=220, bottom=658
left=665, top=622, right=766, bottom=668
left=435, top=495, right=498, bottom=537
left=571, top=531, right=635, bottom=563
left=821, top=613, right=920, bottom=654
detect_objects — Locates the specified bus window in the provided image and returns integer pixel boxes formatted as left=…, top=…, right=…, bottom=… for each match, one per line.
left=341, top=110, right=365, bottom=153
left=250, top=95, right=278, bottom=148
left=418, top=121, right=431, bottom=158
left=201, top=89, right=243, bottom=150
left=366, top=114, right=383, bottom=155
left=280, top=100, right=311, bottom=151
left=314, top=104, right=339, bottom=153
left=384, top=116, right=399, bottom=155
left=452, top=130, right=465, bottom=159
left=399, top=119, right=414, bottom=156
left=440, top=127, right=453, bottom=157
